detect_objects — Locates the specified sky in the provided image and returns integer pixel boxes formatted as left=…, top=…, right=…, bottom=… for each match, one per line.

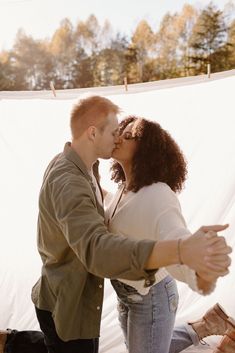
left=0, top=0, right=234, bottom=51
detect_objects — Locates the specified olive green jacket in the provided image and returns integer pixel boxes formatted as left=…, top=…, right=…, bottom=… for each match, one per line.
left=31, top=142, right=156, bottom=341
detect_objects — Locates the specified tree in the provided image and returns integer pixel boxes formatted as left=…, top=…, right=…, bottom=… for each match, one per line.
left=131, top=20, right=155, bottom=81
left=75, top=15, right=101, bottom=56
left=154, top=12, right=180, bottom=79
left=226, top=19, right=235, bottom=68
left=70, top=48, right=94, bottom=88
left=189, top=3, right=228, bottom=73
left=50, top=18, right=76, bottom=88
left=92, top=33, right=128, bottom=86
left=73, top=16, right=115, bottom=87
left=124, top=44, right=139, bottom=83
left=9, top=29, right=55, bottom=90
left=175, top=4, right=199, bottom=76
left=0, top=51, right=16, bottom=90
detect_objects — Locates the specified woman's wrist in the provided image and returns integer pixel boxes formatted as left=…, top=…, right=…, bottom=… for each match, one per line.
left=177, top=238, right=183, bottom=264
left=196, top=273, right=217, bottom=295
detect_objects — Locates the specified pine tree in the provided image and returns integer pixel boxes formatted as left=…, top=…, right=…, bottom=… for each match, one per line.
left=189, top=3, right=228, bottom=73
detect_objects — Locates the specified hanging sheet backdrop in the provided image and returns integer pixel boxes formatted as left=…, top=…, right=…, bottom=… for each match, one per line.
left=1, top=70, right=235, bottom=353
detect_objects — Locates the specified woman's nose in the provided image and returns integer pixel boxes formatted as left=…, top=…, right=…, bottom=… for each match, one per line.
left=114, top=134, right=122, bottom=144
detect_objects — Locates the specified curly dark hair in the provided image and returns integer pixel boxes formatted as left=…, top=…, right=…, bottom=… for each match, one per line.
left=111, top=116, right=187, bottom=193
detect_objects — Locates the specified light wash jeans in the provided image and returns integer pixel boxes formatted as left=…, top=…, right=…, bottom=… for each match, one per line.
left=111, top=276, right=199, bottom=353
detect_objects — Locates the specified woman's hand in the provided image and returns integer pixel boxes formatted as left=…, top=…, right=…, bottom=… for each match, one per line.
left=181, top=225, right=232, bottom=278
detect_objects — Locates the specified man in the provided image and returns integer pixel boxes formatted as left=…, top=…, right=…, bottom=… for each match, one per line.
left=0, top=95, right=231, bottom=353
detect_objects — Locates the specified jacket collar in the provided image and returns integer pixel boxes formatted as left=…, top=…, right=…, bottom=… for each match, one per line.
left=63, top=142, right=92, bottom=182
left=63, top=142, right=104, bottom=212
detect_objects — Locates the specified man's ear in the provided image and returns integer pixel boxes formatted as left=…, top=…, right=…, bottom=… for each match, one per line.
left=87, top=126, right=96, bottom=141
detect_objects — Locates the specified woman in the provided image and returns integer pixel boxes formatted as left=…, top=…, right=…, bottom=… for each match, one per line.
left=105, top=116, right=233, bottom=353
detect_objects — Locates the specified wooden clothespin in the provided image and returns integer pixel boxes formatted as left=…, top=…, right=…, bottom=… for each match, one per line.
left=124, top=76, right=128, bottom=91
left=50, top=81, right=56, bottom=97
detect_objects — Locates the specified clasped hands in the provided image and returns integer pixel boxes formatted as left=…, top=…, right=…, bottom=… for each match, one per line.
left=181, top=224, right=232, bottom=292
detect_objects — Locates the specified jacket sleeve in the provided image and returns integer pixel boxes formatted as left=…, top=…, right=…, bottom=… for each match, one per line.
left=50, top=173, right=156, bottom=283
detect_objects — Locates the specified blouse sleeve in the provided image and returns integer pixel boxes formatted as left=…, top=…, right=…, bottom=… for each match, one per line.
left=154, top=185, right=213, bottom=295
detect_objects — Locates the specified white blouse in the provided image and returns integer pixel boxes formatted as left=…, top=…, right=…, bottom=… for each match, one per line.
left=105, top=182, right=201, bottom=295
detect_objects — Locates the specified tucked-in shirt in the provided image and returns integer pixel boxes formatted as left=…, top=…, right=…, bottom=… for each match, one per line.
left=106, top=182, right=200, bottom=295
left=31, top=143, right=156, bottom=341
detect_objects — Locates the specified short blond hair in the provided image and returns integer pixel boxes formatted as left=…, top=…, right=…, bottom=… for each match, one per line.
left=70, top=95, right=120, bottom=138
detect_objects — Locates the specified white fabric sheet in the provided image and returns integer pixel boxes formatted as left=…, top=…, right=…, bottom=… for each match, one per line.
left=1, top=72, right=235, bottom=352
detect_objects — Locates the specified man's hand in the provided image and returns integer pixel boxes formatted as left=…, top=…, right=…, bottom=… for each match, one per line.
left=181, top=225, right=232, bottom=280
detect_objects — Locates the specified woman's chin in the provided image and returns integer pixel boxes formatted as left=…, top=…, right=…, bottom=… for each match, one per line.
left=112, top=154, right=121, bottom=163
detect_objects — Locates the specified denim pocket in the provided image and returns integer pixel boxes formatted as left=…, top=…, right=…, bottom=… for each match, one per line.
left=165, top=279, right=179, bottom=313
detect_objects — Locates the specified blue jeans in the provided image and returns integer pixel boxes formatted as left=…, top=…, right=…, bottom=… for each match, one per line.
left=111, top=276, right=199, bottom=353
